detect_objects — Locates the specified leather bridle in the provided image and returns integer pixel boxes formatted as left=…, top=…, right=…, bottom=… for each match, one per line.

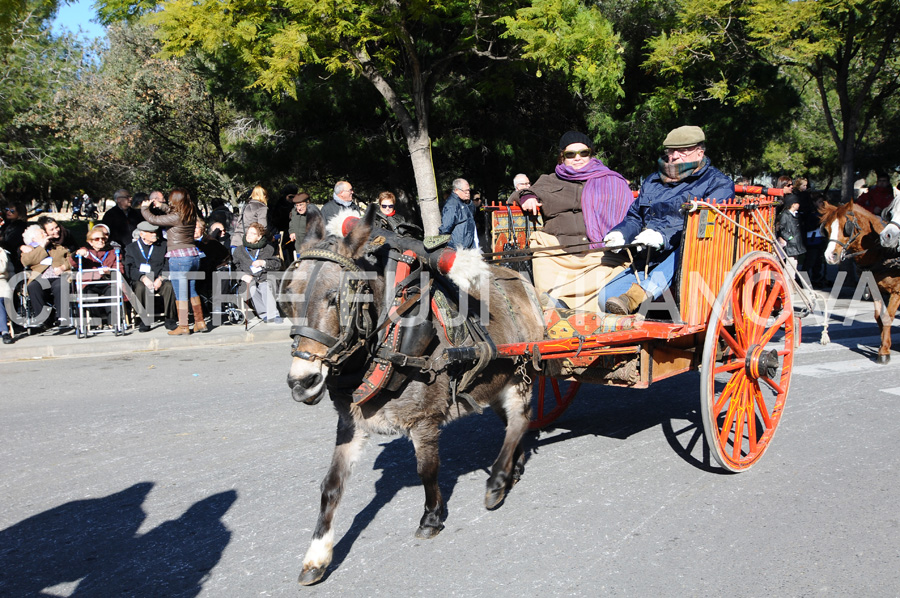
left=288, top=248, right=374, bottom=372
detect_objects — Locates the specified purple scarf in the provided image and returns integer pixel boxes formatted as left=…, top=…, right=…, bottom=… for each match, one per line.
left=555, top=158, right=632, bottom=245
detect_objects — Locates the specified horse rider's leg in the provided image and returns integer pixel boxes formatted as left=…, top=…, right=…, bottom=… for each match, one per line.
left=299, top=412, right=367, bottom=586
left=409, top=421, right=445, bottom=539
left=876, top=289, right=900, bottom=365
left=485, top=381, right=531, bottom=510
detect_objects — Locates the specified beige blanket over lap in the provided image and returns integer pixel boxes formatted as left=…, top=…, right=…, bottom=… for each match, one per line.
left=529, top=230, right=629, bottom=311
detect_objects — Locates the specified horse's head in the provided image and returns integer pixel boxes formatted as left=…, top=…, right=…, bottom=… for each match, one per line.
left=821, top=200, right=880, bottom=265
left=281, top=206, right=379, bottom=405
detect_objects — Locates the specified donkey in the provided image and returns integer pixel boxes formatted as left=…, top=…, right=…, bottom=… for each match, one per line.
left=821, top=200, right=900, bottom=363
left=281, top=206, right=547, bottom=585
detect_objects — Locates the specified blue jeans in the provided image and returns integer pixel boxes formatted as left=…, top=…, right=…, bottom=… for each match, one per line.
left=599, top=249, right=679, bottom=306
left=168, top=255, right=201, bottom=302
left=0, top=296, right=9, bottom=334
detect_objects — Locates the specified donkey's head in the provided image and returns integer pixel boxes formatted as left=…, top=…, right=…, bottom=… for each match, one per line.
left=282, top=206, right=379, bottom=404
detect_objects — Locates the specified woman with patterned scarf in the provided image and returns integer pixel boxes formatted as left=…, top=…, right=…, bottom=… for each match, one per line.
left=509, top=131, right=634, bottom=310
left=601, top=126, right=735, bottom=314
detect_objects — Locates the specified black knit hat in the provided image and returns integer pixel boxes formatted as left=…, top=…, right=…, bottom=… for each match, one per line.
left=558, top=130, right=594, bottom=151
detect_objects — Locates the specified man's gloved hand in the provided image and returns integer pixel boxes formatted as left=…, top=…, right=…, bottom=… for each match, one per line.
left=633, top=229, right=664, bottom=251
left=603, top=231, right=625, bottom=251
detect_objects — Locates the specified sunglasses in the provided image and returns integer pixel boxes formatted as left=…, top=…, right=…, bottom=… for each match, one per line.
left=380, top=204, right=394, bottom=209
left=563, top=149, right=592, bottom=159
left=89, top=236, right=108, bottom=241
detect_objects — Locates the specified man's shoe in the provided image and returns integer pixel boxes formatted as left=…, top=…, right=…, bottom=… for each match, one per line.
left=164, top=318, right=178, bottom=331
left=605, top=283, right=648, bottom=315
left=138, top=322, right=152, bottom=333
left=1, top=333, right=13, bottom=345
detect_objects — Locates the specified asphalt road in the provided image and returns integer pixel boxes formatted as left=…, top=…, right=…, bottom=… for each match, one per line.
left=1, top=330, right=898, bottom=597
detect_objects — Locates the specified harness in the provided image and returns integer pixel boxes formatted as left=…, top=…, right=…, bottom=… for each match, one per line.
left=836, top=213, right=867, bottom=261
left=289, top=240, right=501, bottom=412
left=289, top=248, right=373, bottom=375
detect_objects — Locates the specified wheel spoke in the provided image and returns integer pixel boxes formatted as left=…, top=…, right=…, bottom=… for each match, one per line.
left=718, top=377, right=744, bottom=447
left=753, top=381, right=773, bottom=428
left=732, top=400, right=746, bottom=461
left=715, top=370, right=743, bottom=414
left=719, top=327, right=746, bottom=359
left=758, top=311, right=791, bottom=347
left=747, top=397, right=758, bottom=455
left=714, top=359, right=744, bottom=375
left=759, top=375, right=784, bottom=398
left=731, top=275, right=748, bottom=345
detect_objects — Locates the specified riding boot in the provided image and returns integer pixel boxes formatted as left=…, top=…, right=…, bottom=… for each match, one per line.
left=605, top=283, right=648, bottom=315
left=190, top=296, right=208, bottom=333
left=168, top=301, right=191, bottom=335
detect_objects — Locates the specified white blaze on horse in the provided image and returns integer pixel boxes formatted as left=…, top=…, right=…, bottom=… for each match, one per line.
left=821, top=200, right=900, bottom=364
left=280, top=206, right=548, bottom=585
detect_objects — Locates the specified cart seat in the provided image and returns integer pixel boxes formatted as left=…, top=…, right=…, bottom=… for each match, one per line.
left=544, top=308, right=642, bottom=339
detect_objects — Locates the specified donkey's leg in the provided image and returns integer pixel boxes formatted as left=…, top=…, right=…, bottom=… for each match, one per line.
left=876, top=292, right=900, bottom=364
left=409, top=422, right=445, bottom=539
left=485, top=381, right=531, bottom=510
left=299, top=413, right=367, bottom=586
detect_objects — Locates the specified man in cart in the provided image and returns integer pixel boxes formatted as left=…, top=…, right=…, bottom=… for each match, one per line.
left=601, top=125, right=735, bottom=314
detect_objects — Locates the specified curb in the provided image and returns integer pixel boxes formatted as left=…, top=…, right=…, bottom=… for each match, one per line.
left=0, top=321, right=291, bottom=362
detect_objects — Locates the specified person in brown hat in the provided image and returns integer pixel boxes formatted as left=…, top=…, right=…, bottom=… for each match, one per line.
left=601, top=125, right=735, bottom=314
left=286, top=191, right=310, bottom=259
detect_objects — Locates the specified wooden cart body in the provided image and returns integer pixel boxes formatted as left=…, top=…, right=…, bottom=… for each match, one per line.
left=488, top=186, right=796, bottom=471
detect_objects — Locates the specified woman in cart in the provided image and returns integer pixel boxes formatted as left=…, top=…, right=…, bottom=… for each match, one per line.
left=72, top=225, right=125, bottom=325
left=233, top=222, right=282, bottom=323
left=508, top=131, right=634, bottom=310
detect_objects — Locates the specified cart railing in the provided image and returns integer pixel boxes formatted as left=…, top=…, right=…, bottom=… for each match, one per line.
left=677, top=186, right=783, bottom=326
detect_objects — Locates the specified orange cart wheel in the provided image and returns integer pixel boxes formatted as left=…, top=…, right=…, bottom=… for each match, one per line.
left=700, top=251, right=795, bottom=472
left=529, top=375, right=580, bottom=430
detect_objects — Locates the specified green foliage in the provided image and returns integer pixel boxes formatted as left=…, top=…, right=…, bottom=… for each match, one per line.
left=498, top=0, right=625, bottom=105
left=0, top=1, right=89, bottom=201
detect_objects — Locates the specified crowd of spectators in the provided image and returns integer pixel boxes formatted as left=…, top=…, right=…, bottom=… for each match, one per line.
left=1, top=158, right=896, bottom=344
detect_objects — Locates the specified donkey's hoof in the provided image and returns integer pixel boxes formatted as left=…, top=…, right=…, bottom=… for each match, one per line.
left=298, top=565, right=328, bottom=586
left=415, top=523, right=443, bottom=539
left=876, top=354, right=891, bottom=365
left=484, top=487, right=508, bottom=510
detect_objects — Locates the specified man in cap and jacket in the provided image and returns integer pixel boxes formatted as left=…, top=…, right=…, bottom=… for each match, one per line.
left=601, top=125, right=735, bottom=314
left=124, top=220, right=177, bottom=332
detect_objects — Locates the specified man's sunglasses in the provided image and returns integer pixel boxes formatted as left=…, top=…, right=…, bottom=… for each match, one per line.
left=563, top=149, right=591, bottom=159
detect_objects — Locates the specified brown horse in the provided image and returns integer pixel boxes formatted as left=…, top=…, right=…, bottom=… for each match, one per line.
left=821, top=200, right=900, bottom=363
left=281, top=206, right=547, bottom=585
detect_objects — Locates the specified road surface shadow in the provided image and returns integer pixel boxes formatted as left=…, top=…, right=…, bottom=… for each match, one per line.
left=529, top=372, right=731, bottom=474
left=0, top=482, right=236, bottom=597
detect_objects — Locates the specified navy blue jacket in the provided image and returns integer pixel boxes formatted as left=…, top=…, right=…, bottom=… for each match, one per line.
left=439, top=192, right=476, bottom=249
left=612, top=159, right=734, bottom=257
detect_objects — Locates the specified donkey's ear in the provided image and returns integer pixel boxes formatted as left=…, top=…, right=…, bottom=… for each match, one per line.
left=300, top=205, right=326, bottom=249
left=343, top=204, right=377, bottom=258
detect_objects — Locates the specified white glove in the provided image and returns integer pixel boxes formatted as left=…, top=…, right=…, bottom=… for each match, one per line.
left=603, top=231, right=625, bottom=251
left=634, top=229, right=664, bottom=251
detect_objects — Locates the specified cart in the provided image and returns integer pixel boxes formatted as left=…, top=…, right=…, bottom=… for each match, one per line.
left=488, top=185, right=796, bottom=472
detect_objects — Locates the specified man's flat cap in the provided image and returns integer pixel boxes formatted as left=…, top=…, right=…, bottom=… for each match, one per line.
left=663, top=126, right=705, bottom=148
left=137, top=221, right=159, bottom=232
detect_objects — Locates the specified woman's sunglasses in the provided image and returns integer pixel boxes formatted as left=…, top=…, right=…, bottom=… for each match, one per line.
left=380, top=204, right=394, bottom=209
left=563, top=149, right=592, bottom=159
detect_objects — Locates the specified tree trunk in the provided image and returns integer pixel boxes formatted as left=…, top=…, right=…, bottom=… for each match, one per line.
left=407, top=131, right=441, bottom=237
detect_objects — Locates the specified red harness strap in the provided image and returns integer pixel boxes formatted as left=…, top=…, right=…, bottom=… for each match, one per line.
left=352, top=250, right=417, bottom=404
